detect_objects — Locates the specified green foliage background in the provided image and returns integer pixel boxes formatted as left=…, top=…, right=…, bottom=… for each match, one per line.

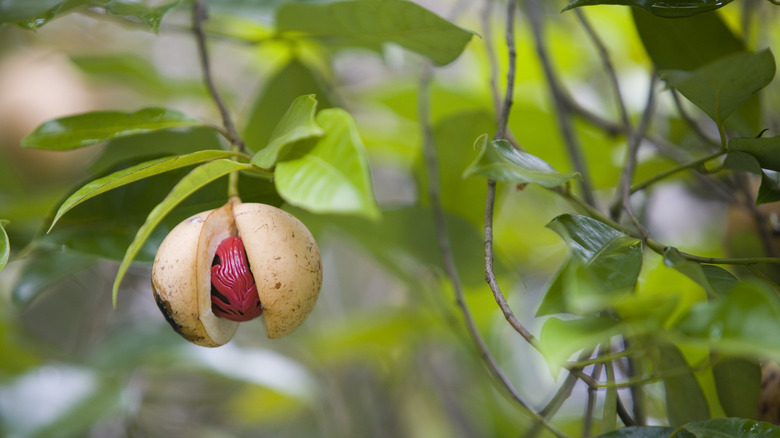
left=1, top=0, right=780, bottom=437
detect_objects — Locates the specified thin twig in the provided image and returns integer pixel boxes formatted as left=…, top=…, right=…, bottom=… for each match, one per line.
left=574, top=9, right=631, bottom=137
left=630, top=150, right=725, bottom=194
left=192, top=0, right=245, bottom=151
left=613, top=72, right=657, bottom=223
left=484, top=0, right=541, bottom=350
left=419, top=60, right=568, bottom=438
left=526, top=0, right=596, bottom=207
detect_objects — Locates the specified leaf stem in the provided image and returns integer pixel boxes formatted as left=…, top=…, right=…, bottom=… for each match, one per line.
left=630, top=150, right=725, bottom=194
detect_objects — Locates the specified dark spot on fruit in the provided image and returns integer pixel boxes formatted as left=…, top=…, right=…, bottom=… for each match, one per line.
left=275, top=282, right=281, bottom=289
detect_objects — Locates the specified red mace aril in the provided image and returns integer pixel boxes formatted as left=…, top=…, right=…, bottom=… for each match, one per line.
left=210, top=236, right=263, bottom=322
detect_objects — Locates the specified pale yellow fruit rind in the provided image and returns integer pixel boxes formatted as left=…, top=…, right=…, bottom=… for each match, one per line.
left=233, top=202, right=322, bottom=338
left=151, top=203, right=238, bottom=347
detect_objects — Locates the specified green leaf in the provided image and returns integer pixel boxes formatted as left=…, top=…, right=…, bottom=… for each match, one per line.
left=563, top=0, right=734, bottom=18
left=632, top=7, right=744, bottom=71
left=538, top=238, right=642, bottom=316
left=544, top=214, right=645, bottom=314
left=757, top=170, right=780, bottom=205
left=21, top=107, right=209, bottom=150
left=49, top=150, right=239, bottom=232
left=592, top=427, right=686, bottom=438
left=540, top=315, right=625, bottom=370
left=675, top=280, right=780, bottom=360
left=41, top=166, right=279, bottom=262
left=663, top=247, right=737, bottom=298
left=274, top=108, right=380, bottom=220
left=416, top=111, right=497, bottom=228
left=100, top=0, right=181, bottom=33
left=71, top=54, right=202, bottom=98
left=11, top=246, right=96, bottom=305
left=713, top=358, right=761, bottom=418
left=293, top=205, right=491, bottom=288
left=88, top=126, right=224, bottom=175
left=243, top=59, right=335, bottom=154
left=661, top=50, right=776, bottom=125
left=0, top=0, right=69, bottom=28
left=655, top=343, right=710, bottom=426
left=0, top=220, right=9, bottom=273
left=463, top=135, right=578, bottom=188
left=276, top=0, right=475, bottom=66
left=546, top=214, right=640, bottom=261
left=0, top=0, right=179, bottom=31
left=251, top=95, right=324, bottom=169
left=683, top=418, right=780, bottom=437
left=111, top=159, right=252, bottom=305
left=631, top=7, right=761, bottom=134
left=729, top=136, right=780, bottom=172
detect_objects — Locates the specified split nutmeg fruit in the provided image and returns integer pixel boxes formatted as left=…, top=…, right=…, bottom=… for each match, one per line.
left=151, top=197, right=322, bottom=347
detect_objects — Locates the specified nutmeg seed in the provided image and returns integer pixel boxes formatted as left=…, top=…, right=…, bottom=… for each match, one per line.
left=151, top=198, right=322, bottom=346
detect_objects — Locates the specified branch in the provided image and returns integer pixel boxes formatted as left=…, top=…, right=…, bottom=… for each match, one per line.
left=575, top=9, right=631, bottom=137
left=526, top=0, right=596, bottom=207
left=192, top=0, right=245, bottom=151
left=419, top=64, right=568, bottom=438
left=484, top=0, right=542, bottom=350
left=612, top=72, right=657, bottom=222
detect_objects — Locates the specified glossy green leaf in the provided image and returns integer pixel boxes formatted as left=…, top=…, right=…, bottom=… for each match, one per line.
left=713, top=358, right=761, bottom=418
left=100, top=0, right=181, bottom=33
left=463, top=135, right=578, bottom=188
left=547, top=214, right=641, bottom=262
left=729, top=136, right=780, bottom=172
left=540, top=315, right=625, bottom=370
left=276, top=0, right=475, bottom=66
left=544, top=213, right=645, bottom=314
left=655, top=343, right=710, bottom=426
left=0, top=0, right=64, bottom=26
left=274, top=108, right=380, bottom=220
left=683, top=418, right=780, bottom=437
left=251, top=95, right=324, bottom=169
left=675, top=280, right=780, bottom=360
left=563, top=0, right=734, bottom=18
left=243, top=59, right=334, bottom=154
left=593, top=427, right=686, bottom=438
left=0, top=220, right=9, bottom=273
left=41, top=166, right=279, bottom=262
left=0, top=0, right=178, bottom=31
left=661, top=50, right=776, bottom=125
left=111, top=159, right=252, bottom=305
left=88, top=126, right=224, bottom=175
left=49, top=150, right=239, bottom=232
left=21, top=107, right=208, bottom=151
left=663, top=247, right=737, bottom=298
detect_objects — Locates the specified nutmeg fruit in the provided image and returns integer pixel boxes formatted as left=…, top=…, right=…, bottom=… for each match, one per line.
left=151, top=198, right=322, bottom=346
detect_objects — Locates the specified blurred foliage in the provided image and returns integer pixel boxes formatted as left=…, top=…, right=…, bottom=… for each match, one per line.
left=1, top=0, right=780, bottom=437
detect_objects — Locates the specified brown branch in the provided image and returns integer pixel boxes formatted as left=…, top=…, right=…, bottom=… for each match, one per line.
left=192, top=0, right=245, bottom=150
left=526, top=0, right=596, bottom=207
left=612, top=72, right=657, bottom=224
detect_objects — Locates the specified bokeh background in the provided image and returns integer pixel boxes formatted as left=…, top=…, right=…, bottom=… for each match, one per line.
left=1, top=0, right=780, bottom=437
